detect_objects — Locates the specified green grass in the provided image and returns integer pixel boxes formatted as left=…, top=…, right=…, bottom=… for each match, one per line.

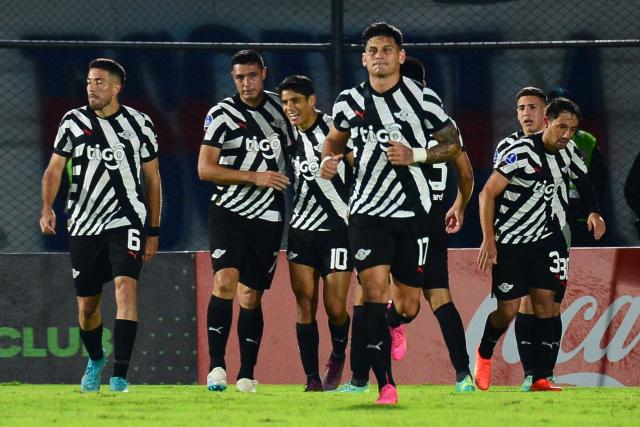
left=0, top=384, right=638, bottom=426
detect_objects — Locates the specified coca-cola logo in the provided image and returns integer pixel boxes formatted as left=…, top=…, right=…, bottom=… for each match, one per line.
left=466, top=294, right=640, bottom=386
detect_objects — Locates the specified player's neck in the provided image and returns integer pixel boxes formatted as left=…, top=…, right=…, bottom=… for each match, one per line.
left=541, top=133, right=560, bottom=153
left=95, top=100, right=120, bottom=118
left=523, top=128, right=542, bottom=136
left=368, top=73, right=400, bottom=94
left=240, top=91, right=265, bottom=108
left=298, top=111, right=318, bottom=132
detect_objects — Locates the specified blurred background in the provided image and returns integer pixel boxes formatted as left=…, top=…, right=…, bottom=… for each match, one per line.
left=1, top=0, right=639, bottom=253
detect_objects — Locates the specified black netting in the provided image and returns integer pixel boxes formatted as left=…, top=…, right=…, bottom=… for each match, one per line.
left=1, top=0, right=639, bottom=253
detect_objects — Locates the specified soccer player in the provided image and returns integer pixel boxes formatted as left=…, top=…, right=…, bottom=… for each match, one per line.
left=278, top=75, right=354, bottom=392
left=475, top=97, right=605, bottom=392
left=321, top=23, right=462, bottom=404
left=198, top=50, right=293, bottom=393
left=337, top=57, right=475, bottom=393
left=494, top=87, right=547, bottom=391
left=387, top=56, right=476, bottom=392
left=498, top=87, right=607, bottom=391
left=547, top=87, right=608, bottom=247
left=39, top=58, right=162, bottom=393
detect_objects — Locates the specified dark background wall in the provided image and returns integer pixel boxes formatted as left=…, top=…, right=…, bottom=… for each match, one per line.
left=0, top=0, right=639, bottom=251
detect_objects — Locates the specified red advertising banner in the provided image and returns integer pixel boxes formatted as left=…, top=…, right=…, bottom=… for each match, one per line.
left=195, top=248, right=640, bottom=386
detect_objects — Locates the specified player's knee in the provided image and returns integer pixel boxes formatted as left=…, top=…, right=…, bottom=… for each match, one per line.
left=114, top=278, right=137, bottom=306
left=238, top=289, right=261, bottom=309
left=214, top=274, right=237, bottom=296
left=395, top=296, right=420, bottom=318
left=493, top=304, right=519, bottom=326
left=326, top=303, right=347, bottom=323
left=78, top=306, right=98, bottom=323
left=532, top=301, right=555, bottom=318
left=425, top=289, right=452, bottom=311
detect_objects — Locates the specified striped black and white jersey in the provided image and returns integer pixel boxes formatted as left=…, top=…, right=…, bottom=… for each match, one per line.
left=332, top=77, right=452, bottom=218
left=426, top=118, right=466, bottom=218
left=493, top=130, right=525, bottom=168
left=290, top=113, right=352, bottom=231
left=203, top=91, right=294, bottom=222
left=493, top=132, right=589, bottom=244
left=53, top=105, right=158, bottom=236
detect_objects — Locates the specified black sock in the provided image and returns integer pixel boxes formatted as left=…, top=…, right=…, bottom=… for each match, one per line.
left=532, top=316, right=557, bottom=381
left=207, top=295, right=233, bottom=371
left=296, top=321, right=319, bottom=378
left=514, top=313, right=535, bottom=377
left=386, top=302, right=414, bottom=328
left=80, top=324, right=104, bottom=361
left=434, top=302, right=470, bottom=381
left=478, top=314, right=508, bottom=359
left=364, top=302, right=394, bottom=390
left=112, top=319, right=138, bottom=379
left=551, top=315, right=562, bottom=370
left=328, top=316, right=350, bottom=358
left=350, top=305, right=369, bottom=384
left=237, top=307, right=263, bottom=380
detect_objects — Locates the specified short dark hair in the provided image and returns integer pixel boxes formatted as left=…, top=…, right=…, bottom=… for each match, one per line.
left=362, top=22, right=403, bottom=48
left=516, top=86, right=546, bottom=103
left=546, top=87, right=570, bottom=103
left=545, top=97, right=583, bottom=122
left=400, top=57, right=425, bottom=83
left=277, top=75, right=315, bottom=98
left=89, top=58, right=126, bottom=87
left=231, top=50, right=265, bottom=68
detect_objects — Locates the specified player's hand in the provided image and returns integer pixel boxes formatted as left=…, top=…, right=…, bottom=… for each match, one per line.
left=387, top=140, right=414, bottom=166
left=144, top=236, right=159, bottom=262
left=445, top=206, right=464, bottom=234
left=254, top=171, right=289, bottom=191
left=39, top=208, right=56, bottom=235
left=319, top=154, right=343, bottom=179
left=477, top=238, right=497, bottom=272
left=587, top=213, right=606, bottom=240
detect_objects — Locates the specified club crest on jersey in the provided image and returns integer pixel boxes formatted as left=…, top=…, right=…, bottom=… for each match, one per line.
left=117, top=130, right=135, bottom=140
left=246, top=133, right=281, bottom=159
left=87, top=143, right=126, bottom=170
left=271, top=118, right=285, bottom=128
left=393, top=110, right=411, bottom=121
left=357, top=124, right=403, bottom=152
left=292, top=156, right=319, bottom=181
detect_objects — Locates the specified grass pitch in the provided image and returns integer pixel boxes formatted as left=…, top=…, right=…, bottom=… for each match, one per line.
left=0, top=383, right=638, bottom=426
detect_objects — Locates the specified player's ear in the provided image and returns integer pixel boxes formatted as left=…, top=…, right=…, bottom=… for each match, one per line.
left=261, top=66, right=267, bottom=80
left=308, top=94, right=317, bottom=107
left=543, top=116, right=549, bottom=128
left=399, top=48, right=406, bottom=64
left=361, top=52, right=367, bottom=67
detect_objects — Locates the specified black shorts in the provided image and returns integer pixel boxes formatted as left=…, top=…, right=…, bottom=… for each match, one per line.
left=422, top=225, right=449, bottom=290
left=492, top=233, right=569, bottom=301
left=208, top=204, right=284, bottom=291
left=286, top=227, right=353, bottom=277
left=69, top=226, right=145, bottom=297
left=348, top=214, right=430, bottom=288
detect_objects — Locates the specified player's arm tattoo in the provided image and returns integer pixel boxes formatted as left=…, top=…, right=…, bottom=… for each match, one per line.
left=428, top=123, right=462, bottom=163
